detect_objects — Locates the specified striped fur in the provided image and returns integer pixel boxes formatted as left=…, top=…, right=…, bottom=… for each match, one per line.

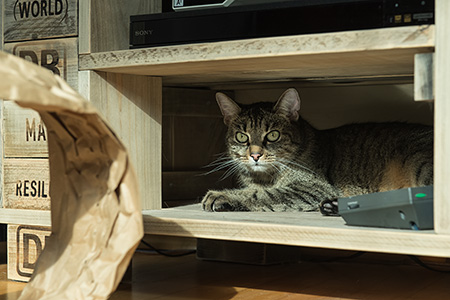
left=202, top=88, right=433, bottom=213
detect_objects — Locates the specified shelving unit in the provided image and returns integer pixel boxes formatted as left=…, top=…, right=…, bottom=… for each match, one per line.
left=2, top=0, right=450, bottom=259
left=76, top=22, right=447, bottom=256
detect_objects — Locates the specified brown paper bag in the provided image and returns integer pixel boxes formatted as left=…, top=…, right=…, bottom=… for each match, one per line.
left=0, top=51, right=144, bottom=299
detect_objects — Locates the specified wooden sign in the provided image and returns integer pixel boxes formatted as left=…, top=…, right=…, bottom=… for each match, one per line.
left=2, top=159, right=50, bottom=210
left=8, top=225, right=51, bottom=282
left=3, top=0, right=78, bottom=42
left=3, top=101, right=49, bottom=158
left=3, top=38, right=79, bottom=90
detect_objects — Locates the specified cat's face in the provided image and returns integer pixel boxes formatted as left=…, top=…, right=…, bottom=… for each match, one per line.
left=227, top=107, right=295, bottom=175
left=216, top=89, right=301, bottom=177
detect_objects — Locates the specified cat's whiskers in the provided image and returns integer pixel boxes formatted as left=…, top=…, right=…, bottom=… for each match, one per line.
left=275, top=158, right=318, bottom=176
left=204, top=159, right=234, bottom=169
left=220, top=162, right=244, bottom=180
left=267, top=162, right=285, bottom=178
left=202, top=152, right=316, bottom=182
left=201, top=154, right=247, bottom=181
left=204, top=153, right=232, bottom=165
left=202, top=156, right=239, bottom=175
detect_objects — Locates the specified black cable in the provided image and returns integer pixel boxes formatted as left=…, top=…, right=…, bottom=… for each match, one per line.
left=408, top=255, right=450, bottom=274
left=304, top=251, right=366, bottom=263
left=139, top=240, right=450, bottom=273
left=140, top=239, right=196, bottom=257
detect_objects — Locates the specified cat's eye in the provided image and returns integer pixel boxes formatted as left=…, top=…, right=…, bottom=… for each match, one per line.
left=235, top=132, right=249, bottom=143
left=266, top=130, right=280, bottom=142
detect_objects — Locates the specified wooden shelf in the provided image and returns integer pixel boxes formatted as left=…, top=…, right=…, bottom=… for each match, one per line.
left=0, top=209, right=50, bottom=227
left=142, top=204, right=450, bottom=258
left=79, top=25, right=435, bottom=87
left=4, top=205, right=450, bottom=258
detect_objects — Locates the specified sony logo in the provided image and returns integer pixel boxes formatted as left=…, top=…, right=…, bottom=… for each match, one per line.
left=135, top=29, right=154, bottom=36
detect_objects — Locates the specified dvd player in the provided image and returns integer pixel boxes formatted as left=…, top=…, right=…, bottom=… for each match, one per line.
left=172, top=0, right=296, bottom=11
left=130, top=0, right=434, bottom=48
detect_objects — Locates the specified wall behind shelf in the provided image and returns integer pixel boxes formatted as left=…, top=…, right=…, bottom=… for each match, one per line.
left=162, top=88, right=234, bottom=207
left=234, top=84, right=433, bottom=129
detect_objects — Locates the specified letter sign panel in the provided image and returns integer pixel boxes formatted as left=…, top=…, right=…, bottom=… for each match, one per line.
left=4, top=0, right=78, bottom=42
left=8, top=225, right=52, bottom=282
left=2, top=38, right=78, bottom=90
left=3, top=159, right=50, bottom=210
left=2, top=101, right=49, bottom=158
left=2, top=38, right=77, bottom=158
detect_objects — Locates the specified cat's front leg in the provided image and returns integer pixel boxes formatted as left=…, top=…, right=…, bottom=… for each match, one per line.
left=202, top=190, right=250, bottom=212
left=319, top=198, right=340, bottom=216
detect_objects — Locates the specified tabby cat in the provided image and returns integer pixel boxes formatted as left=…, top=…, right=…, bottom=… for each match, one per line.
left=201, top=88, right=433, bottom=215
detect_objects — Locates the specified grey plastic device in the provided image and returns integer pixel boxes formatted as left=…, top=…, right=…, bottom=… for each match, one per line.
left=338, top=186, right=433, bottom=230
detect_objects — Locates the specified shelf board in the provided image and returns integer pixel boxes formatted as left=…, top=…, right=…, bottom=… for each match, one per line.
left=143, top=204, right=450, bottom=258
left=0, top=208, right=50, bottom=227
left=3, top=205, right=450, bottom=257
left=79, top=25, right=435, bottom=86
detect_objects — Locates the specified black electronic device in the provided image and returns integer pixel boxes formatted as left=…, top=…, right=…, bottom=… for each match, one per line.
left=338, top=186, right=433, bottom=230
left=172, top=0, right=294, bottom=11
left=130, top=0, right=434, bottom=48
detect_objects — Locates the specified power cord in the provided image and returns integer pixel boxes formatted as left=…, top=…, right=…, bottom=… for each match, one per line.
left=407, top=255, right=450, bottom=274
left=139, top=239, right=196, bottom=257
left=138, top=240, right=450, bottom=273
left=303, top=251, right=366, bottom=263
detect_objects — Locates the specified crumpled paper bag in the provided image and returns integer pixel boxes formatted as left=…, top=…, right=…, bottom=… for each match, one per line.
left=0, top=50, right=144, bottom=299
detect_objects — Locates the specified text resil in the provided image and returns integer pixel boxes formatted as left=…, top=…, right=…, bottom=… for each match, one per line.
left=16, top=180, right=48, bottom=198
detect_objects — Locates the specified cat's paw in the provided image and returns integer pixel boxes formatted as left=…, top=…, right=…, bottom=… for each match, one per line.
left=202, top=191, right=236, bottom=212
left=319, top=198, right=340, bottom=216
left=202, top=191, right=250, bottom=212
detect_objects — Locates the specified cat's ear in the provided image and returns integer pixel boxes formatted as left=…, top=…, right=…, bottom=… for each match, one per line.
left=273, top=88, right=301, bottom=121
left=216, top=92, right=242, bottom=126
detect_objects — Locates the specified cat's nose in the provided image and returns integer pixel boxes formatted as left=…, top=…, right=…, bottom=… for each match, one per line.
left=250, top=153, right=262, bottom=162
